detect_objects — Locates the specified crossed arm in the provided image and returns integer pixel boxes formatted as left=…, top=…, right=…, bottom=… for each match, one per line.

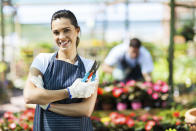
left=23, top=67, right=98, bottom=117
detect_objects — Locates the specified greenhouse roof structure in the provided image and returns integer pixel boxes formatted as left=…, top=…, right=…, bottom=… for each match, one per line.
left=9, top=0, right=196, bottom=5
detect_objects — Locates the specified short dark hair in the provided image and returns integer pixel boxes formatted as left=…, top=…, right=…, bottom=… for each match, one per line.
left=129, top=38, right=141, bottom=48
left=51, top=10, right=80, bottom=47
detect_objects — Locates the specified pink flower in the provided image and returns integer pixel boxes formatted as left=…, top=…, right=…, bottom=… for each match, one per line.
left=156, top=80, right=164, bottom=85
left=161, top=85, right=169, bottom=93
left=139, top=114, right=150, bottom=122
left=3, top=112, right=14, bottom=119
left=126, top=118, right=135, bottom=128
left=152, top=116, right=159, bottom=122
left=142, top=81, right=153, bottom=88
left=131, top=101, right=142, bottom=110
left=153, top=84, right=161, bottom=92
left=9, top=123, right=16, bottom=129
left=147, top=88, right=153, bottom=95
left=0, top=119, right=3, bottom=124
left=117, top=102, right=127, bottom=111
left=119, top=82, right=125, bottom=87
left=152, top=93, right=159, bottom=100
left=126, top=80, right=136, bottom=87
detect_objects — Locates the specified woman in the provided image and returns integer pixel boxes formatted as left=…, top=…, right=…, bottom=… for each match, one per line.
left=24, top=10, right=98, bottom=131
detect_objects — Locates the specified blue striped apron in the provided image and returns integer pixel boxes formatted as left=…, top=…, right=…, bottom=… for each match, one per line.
left=33, top=52, right=93, bottom=131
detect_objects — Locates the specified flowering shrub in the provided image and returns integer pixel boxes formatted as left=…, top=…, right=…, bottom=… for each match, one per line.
left=0, top=108, right=34, bottom=131
left=91, top=110, right=189, bottom=131
left=96, top=80, right=170, bottom=110
left=0, top=108, right=189, bottom=131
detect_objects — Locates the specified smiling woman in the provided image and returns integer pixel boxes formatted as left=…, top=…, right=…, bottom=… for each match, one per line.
left=23, top=10, right=99, bottom=131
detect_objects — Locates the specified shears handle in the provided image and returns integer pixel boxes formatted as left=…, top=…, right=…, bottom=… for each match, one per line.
left=82, top=72, right=90, bottom=82
left=91, top=73, right=96, bottom=81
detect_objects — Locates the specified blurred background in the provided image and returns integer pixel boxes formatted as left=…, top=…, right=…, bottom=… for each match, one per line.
left=0, top=0, right=196, bottom=130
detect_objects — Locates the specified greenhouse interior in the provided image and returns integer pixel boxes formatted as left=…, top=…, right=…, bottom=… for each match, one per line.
left=0, top=0, right=196, bottom=130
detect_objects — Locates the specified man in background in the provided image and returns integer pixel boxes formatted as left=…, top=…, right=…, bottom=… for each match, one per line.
left=102, top=38, right=153, bottom=82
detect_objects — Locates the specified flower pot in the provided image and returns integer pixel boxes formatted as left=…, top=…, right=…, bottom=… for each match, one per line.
left=185, top=108, right=196, bottom=131
left=102, top=103, right=113, bottom=110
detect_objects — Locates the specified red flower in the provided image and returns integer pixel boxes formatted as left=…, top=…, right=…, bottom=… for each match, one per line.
left=129, top=112, right=136, bottom=117
left=113, top=115, right=126, bottom=125
left=147, top=120, right=156, bottom=126
left=109, top=112, right=119, bottom=120
left=123, top=87, right=129, bottom=93
left=97, top=87, right=104, bottom=95
left=176, top=120, right=181, bottom=125
left=126, top=118, right=135, bottom=128
left=145, top=124, right=153, bottom=131
left=22, top=123, right=29, bottom=129
left=145, top=120, right=156, bottom=131
left=112, top=88, right=123, bottom=98
left=91, top=116, right=100, bottom=121
left=173, top=111, right=180, bottom=118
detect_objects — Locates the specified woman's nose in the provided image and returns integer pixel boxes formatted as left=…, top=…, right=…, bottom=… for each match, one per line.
left=59, top=32, right=66, bottom=40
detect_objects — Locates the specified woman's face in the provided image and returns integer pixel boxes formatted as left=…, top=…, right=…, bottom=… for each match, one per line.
left=51, top=18, right=79, bottom=51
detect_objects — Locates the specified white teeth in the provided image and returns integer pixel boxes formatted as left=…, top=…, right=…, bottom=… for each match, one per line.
left=59, top=40, right=71, bottom=46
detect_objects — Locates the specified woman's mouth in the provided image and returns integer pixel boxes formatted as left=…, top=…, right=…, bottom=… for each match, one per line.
left=59, top=40, right=71, bottom=48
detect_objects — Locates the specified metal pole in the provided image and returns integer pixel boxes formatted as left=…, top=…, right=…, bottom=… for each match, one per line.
left=1, top=0, right=5, bottom=61
left=125, top=0, right=129, bottom=32
left=102, top=7, right=107, bottom=45
left=168, top=0, right=175, bottom=101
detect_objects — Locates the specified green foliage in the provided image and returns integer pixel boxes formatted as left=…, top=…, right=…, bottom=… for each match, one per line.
left=177, top=21, right=195, bottom=42
left=142, top=42, right=166, bottom=62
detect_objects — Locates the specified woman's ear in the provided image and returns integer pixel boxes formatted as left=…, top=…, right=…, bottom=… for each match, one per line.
left=76, top=27, right=80, bottom=34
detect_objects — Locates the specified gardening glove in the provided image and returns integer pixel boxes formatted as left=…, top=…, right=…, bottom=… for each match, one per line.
left=30, top=75, right=50, bottom=110
left=67, top=78, right=97, bottom=99
left=39, top=104, right=50, bottom=111
left=112, top=68, right=125, bottom=81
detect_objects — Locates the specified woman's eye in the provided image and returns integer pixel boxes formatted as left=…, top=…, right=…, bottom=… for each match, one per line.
left=64, top=29, right=70, bottom=33
left=53, top=31, right=59, bottom=35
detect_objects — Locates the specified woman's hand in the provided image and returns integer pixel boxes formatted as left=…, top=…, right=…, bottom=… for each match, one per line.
left=67, top=78, right=97, bottom=99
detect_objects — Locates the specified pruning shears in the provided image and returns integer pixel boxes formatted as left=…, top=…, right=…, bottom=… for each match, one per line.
left=82, top=61, right=100, bottom=82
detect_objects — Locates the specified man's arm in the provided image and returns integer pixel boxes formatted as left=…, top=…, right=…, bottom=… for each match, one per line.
left=102, top=63, right=114, bottom=74
left=142, top=72, right=152, bottom=82
left=23, top=67, right=69, bottom=105
left=49, top=85, right=98, bottom=117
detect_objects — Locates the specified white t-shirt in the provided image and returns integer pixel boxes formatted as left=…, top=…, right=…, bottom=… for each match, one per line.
left=30, top=53, right=99, bottom=80
left=104, top=43, right=153, bottom=73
